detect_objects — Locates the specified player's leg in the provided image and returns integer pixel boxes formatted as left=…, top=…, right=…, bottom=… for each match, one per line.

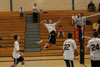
left=18, top=56, right=24, bottom=67
left=91, top=60, right=97, bottom=67
left=48, top=34, right=56, bottom=48
left=64, top=60, right=70, bottom=67
left=11, top=58, right=19, bottom=67
left=69, top=60, right=74, bottom=67
left=97, top=60, right=100, bottom=67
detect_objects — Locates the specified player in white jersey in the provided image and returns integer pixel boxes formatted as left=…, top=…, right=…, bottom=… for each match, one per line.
left=40, top=17, right=64, bottom=51
left=63, top=33, right=78, bottom=67
left=87, top=32, right=100, bottom=67
left=11, top=35, right=24, bottom=67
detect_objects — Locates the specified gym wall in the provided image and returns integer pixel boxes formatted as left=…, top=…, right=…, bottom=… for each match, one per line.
left=0, top=0, right=100, bottom=12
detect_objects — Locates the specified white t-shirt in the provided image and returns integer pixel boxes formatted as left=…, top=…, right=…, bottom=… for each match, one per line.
left=33, top=6, right=38, bottom=13
left=87, top=38, right=100, bottom=60
left=44, top=23, right=56, bottom=33
left=76, top=16, right=84, bottom=26
left=72, top=15, right=77, bottom=23
left=63, top=39, right=77, bottom=60
left=19, top=9, right=24, bottom=13
left=13, top=41, right=20, bottom=58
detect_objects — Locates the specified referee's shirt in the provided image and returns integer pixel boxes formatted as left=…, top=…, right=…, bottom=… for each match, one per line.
left=63, top=39, right=77, bottom=60
left=76, top=16, right=84, bottom=26
left=87, top=38, right=100, bottom=60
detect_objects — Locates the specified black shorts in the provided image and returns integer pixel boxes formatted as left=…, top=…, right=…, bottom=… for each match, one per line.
left=77, top=25, right=82, bottom=28
left=14, top=56, right=24, bottom=65
left=91, top=60, right=100, bottom=67
left=48, top=30, right=56, bottom=44
left=64, top=60, right=74, bottom=67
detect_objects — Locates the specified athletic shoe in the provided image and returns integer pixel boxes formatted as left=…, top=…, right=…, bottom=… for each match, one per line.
left=36, top=40, right=43, bottom=45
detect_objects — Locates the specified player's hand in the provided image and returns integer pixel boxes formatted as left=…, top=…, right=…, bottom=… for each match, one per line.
left=21, top=53, right=24, bottom=57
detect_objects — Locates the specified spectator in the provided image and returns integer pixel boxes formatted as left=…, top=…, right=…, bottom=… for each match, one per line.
left=0, top=37, right=2, bottom=48
left=98, top=3, right=100, bottom=12
left=57, top=25, right=65, bottom=38
left=98, top=17, right=100, bottom=32
left=98, top=31, right=100, bottom=38
left=93, top=22, right=99, bottom=32
left=33, top=3, right=38, bottom=23
left=0, top=37, right=2, bottom=40
left=72, top=13, right=77, bottom=26
left=88, top=0, right=96, bottom=12
left=19, top=7, right=24, bottom=17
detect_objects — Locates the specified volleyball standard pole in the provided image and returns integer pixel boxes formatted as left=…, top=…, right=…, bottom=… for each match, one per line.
left=80, top=13, right=100, bottom=64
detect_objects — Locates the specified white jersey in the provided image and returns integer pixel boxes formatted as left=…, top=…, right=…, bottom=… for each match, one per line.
left=87, top=38, right=100, bottom=60
left=44, top=23, right=56, bottom=33
left=63, top=39, right=77, bottom=60
left=13, top=41, right=20, bottom=58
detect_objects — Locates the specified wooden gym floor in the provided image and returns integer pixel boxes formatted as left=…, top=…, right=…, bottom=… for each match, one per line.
left=0, top=55, right=91, bottom=67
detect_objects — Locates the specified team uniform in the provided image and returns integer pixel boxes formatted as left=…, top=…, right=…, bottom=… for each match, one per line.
left=63, top=39, right=77, bottom=67
left=44, top=23, right=56, bottom=44
left=75, top=16, right=84, bottom=28
left=13, top=41, right=24, bottom=65
left=87, top=38, right=100, bottom=67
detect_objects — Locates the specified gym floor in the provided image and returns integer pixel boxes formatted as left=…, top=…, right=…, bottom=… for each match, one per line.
left=0, top=55, right=91, bottom=67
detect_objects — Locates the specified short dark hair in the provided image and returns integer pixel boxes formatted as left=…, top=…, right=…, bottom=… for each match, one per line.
left=93, top=32, right=98, bottom=37
left=68, top=33, right=72, bottom=39
left=14, top=35, right=18, bottom=40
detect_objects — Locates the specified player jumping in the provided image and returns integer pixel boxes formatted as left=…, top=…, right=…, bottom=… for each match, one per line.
left=39, top=17, right=64, bottom=51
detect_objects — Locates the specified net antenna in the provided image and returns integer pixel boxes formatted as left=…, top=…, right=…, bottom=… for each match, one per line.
left=82, top=13, right=100, bottom=39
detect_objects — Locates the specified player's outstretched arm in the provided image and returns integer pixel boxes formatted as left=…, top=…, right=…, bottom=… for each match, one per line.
left=56, top=17, right=64, bottom=24
left=40, top=20, right=47, bottom=24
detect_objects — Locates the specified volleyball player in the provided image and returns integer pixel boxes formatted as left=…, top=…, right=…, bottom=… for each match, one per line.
left=11, top=35, right=24, bottom=67
left=40, top=17, right=64, bottom=51
left=63, top=33, right=78, bottom=67
left=87, top=32, right=100, bottom=67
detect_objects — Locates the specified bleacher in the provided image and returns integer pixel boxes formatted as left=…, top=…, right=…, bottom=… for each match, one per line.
left=0, top=10, right=99, bottom=57
left=0, top=12, right=25, bottom=56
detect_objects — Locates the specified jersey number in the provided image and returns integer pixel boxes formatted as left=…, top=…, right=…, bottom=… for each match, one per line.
left=91, top=44, right=100, bottom=51
left=64, top=44, right=70, bottom=50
